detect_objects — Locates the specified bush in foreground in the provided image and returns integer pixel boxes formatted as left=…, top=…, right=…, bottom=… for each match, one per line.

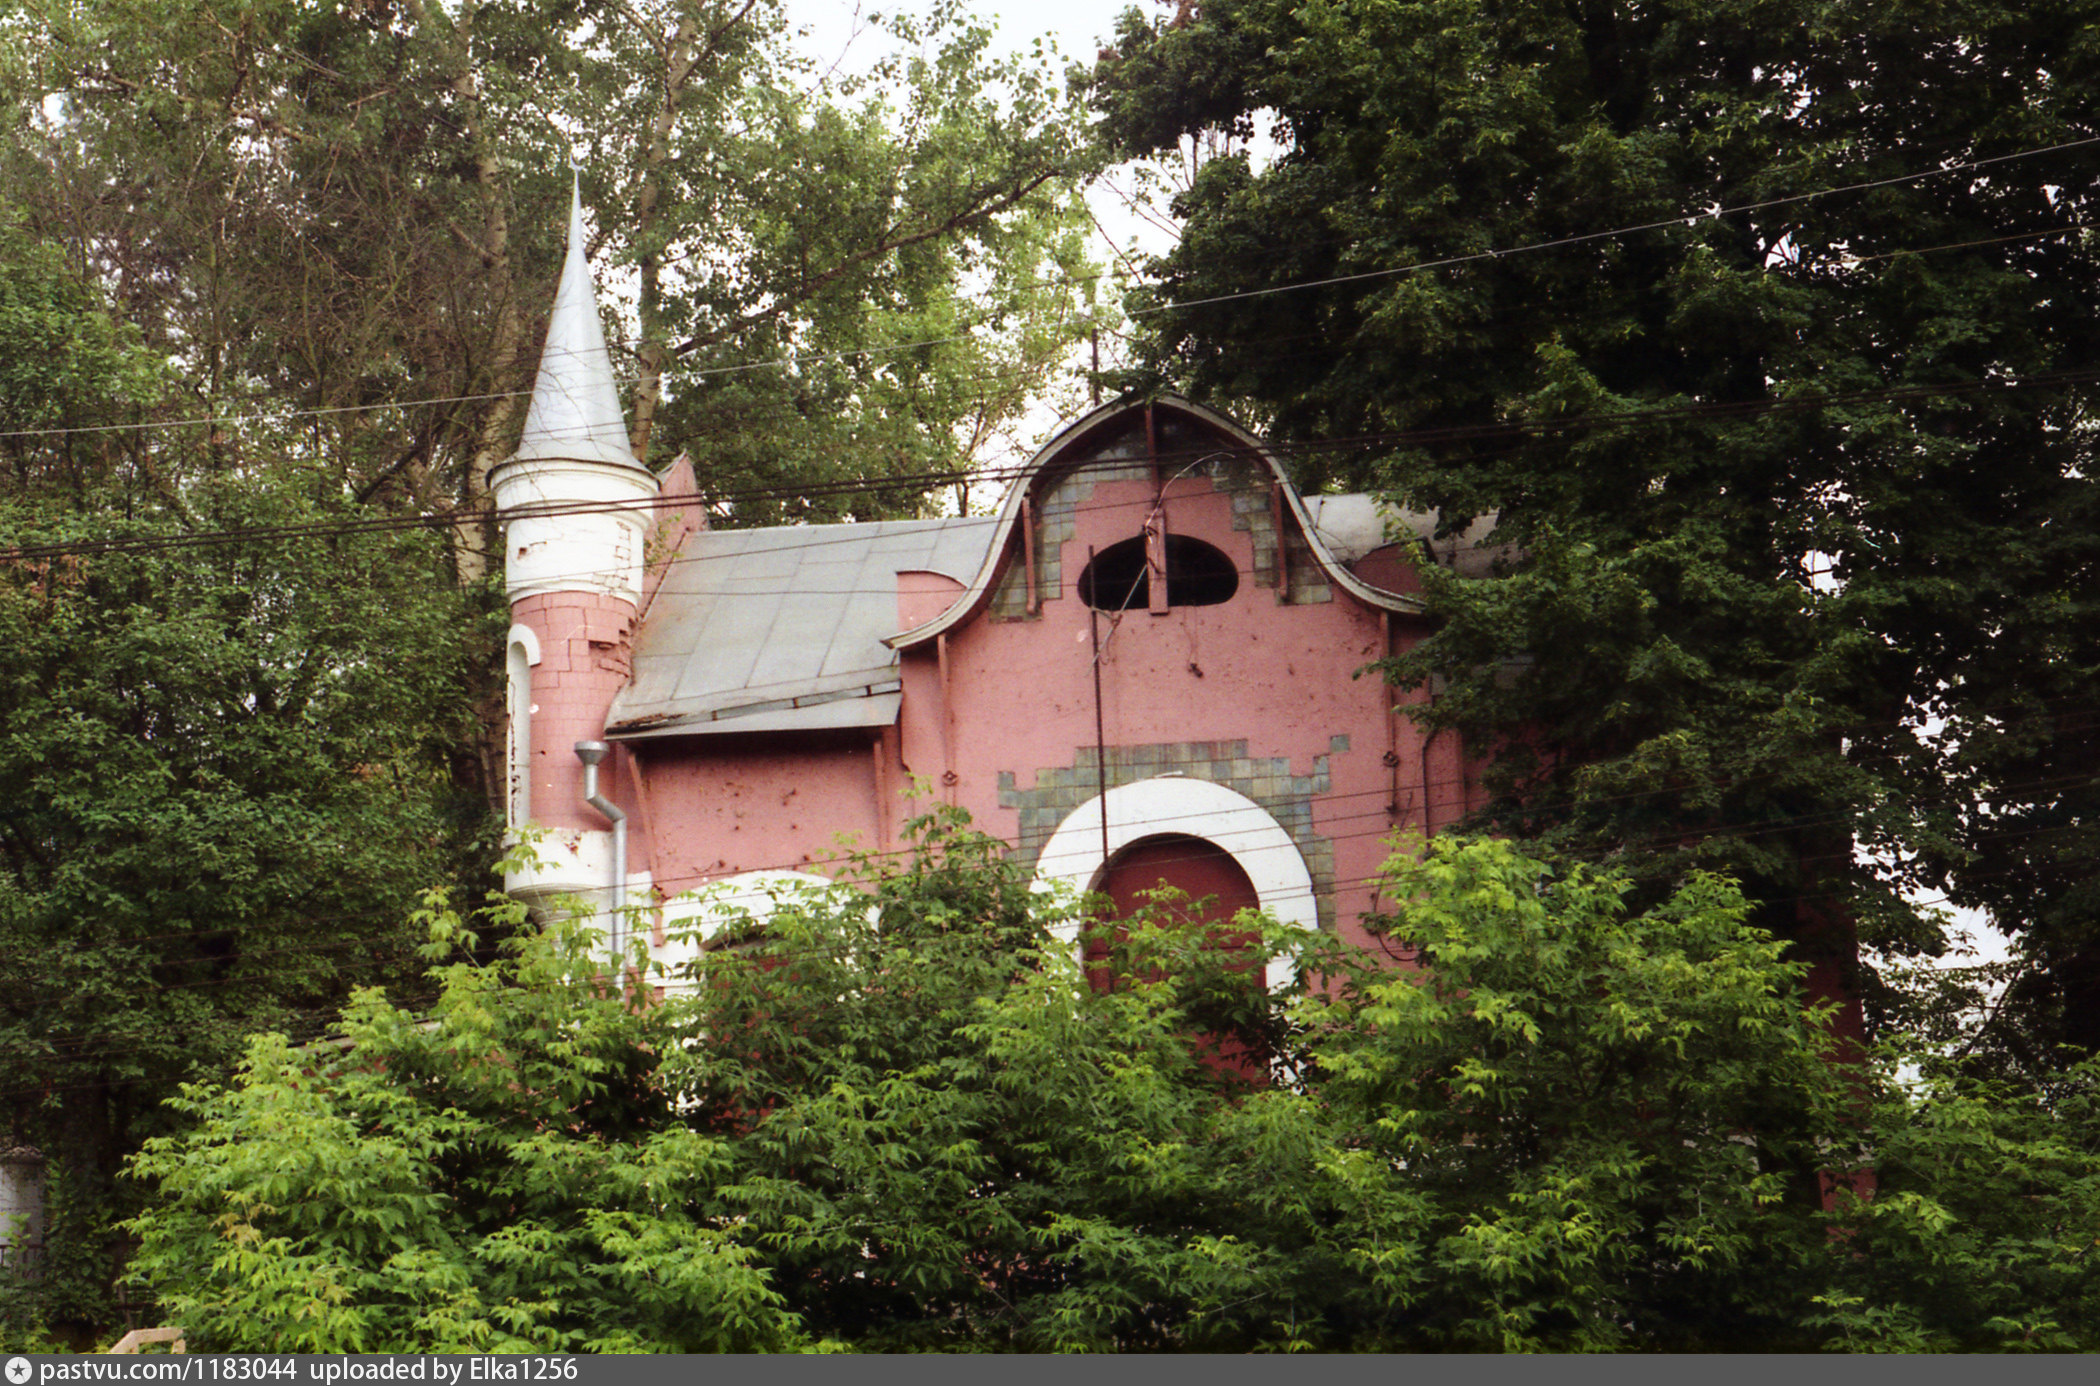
left=125, top=815, right=2100, bottom=1350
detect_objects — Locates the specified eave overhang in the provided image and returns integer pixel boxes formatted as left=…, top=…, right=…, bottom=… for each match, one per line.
left=882, top=395, right=1426, bottom=654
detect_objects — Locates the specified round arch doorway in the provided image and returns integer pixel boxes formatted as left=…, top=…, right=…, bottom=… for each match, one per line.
left=1091, top=833, right=1262, bottom=982
left=1089, top=834, right=1267, bottom=1082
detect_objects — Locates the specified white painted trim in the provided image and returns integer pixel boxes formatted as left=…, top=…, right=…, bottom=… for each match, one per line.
left=1033, top=776, right=1318, bottom=992
left=505, top=637, right=533, bottom=826
left=492, top=456, right=657, bottom=606
left=652, top=869, right=837, bottom=990
left=507, top=623, right=543, bottom=666
left=505, top=624, right=541, bottom=827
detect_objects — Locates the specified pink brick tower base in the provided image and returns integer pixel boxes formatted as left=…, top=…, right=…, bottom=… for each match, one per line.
left=513, top=589, right=638, bottom=834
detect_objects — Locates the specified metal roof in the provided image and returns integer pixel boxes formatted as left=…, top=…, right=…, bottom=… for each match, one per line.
left=604, top=397, right=1509, bottom=743
left=605, top=516, right=1001, bottom=740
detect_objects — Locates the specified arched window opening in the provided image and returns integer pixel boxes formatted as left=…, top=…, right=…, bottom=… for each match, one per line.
left=505, top=639, right=533, bottom=827
left=1077, top=534, right=1239, bottom=611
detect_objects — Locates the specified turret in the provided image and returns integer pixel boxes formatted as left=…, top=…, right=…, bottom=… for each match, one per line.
left=492, top=176, right=657, bottom=935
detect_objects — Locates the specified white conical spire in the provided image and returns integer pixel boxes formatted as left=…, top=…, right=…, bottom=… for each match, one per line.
left=514, top=172, right=641, bottom=470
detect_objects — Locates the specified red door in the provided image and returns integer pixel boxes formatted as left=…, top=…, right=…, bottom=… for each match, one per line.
left=1090, top=834, right=1265, bottom=1081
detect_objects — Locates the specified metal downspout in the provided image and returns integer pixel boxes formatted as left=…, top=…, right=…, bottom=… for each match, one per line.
left=574, top=740, right=627, bottom=959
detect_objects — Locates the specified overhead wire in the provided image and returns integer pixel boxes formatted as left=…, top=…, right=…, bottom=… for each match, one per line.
left=6, top=128, right=2100, bottom=451
left=0, top=820, right=2074, bottom=1102
left=8, top=716, right=2100, bottom=1058
left=4, top=438, right=2083, bottom=970
left=7, top=357, right=2100, bottom=567
left=7, top=143, right=2100, bottom=1090
left=1138, top=132, right=2100, bottom=314
left=11, top=721, right=2098, bottom=1080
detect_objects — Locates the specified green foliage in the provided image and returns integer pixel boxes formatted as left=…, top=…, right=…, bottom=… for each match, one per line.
left=0, top=0, right=1107, bottom=521
left=0, top=216, right=163, bottom=465
left=671, top=807, right=1290, bottom=1350
left=0, top=483, right=495, bottom=1328
left=641, top=2, right=1112, bottom=520
left=126, top=887, right=794, bottom=1353
left=1094, top=0, right=2100, bottom=1051
left=0, top=0, right=1109, bottom=1338
left=1813, top=1049, right=2100, bottom=1351
left=1306, top=836, right=1844, bottom=1349
left=131, top=820, right=2100, bottom=1352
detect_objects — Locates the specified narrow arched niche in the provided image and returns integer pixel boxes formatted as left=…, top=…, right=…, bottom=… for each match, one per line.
left=1077, top=534, right=1239, bottom=611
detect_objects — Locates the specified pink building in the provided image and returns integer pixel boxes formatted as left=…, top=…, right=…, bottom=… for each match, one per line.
left=490, top=183, right=1868, bottom=1199
left=493, top=190, right=1487, bottom=977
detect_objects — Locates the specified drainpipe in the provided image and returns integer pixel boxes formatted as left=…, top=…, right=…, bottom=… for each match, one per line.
left=574, top=740, right=627, bottom=959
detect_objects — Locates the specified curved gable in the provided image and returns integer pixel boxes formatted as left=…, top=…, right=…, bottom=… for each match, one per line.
left=883, top=396, right=1425, bottom=652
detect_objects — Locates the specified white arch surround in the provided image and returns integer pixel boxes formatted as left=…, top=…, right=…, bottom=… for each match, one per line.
left=504, top=625, right=541, bottom=828
left=1033, top=776, right=1319, bottom=991
left=505, top=622, right=543, bottom=667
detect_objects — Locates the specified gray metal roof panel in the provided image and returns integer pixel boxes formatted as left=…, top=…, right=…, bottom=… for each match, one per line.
left=608, top=516, right=1000, bottom=734
left=610, top=692, right=903, bottom=741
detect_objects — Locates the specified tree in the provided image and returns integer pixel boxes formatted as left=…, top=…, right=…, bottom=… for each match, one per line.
left=136, top=818, right=2056, bottom=1352
left=1814, top=1051, right=2100, bottom=1351
left=0, top=0, right=1110, bottom=1327
left=0, top=488, right=492, bottom=1327
left=1093, top=0, right=2100, bottom=1052
left=0, top=215, right=497, bottom=1331
left=0, top=0, right=1108, bottom=533
left=123, top=891, right=797, bottom=1353
left=0, top=215, right=164, bottom=499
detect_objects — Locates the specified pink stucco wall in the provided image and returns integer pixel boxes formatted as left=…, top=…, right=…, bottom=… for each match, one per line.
left=623, top=451, right=1479, bottom=954
left=514, top=589, right=647, bottom=854
left=634, top=732, right=892, bottom=901
left=902, top=472, right=1443, bottom=952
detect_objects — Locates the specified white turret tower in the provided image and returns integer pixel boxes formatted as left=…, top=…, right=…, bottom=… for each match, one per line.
left=491, top=176, right=658, bottom=935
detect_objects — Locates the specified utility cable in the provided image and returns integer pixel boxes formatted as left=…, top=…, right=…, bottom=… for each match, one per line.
left=8, top=360, right=2100, bottom=566
left=7, top=130, right=2100, bottom=446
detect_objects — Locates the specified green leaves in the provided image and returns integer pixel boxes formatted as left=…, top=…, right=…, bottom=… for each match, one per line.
left=1097, top=0, right=2100, bottom=1056
left=126, top=894, right=794, bottom=1354
left=3, top=0, right=1106, bottom=525
left=0, top=480, right=493, bottom=1330
left=135, top=818, right=2100, bottom=1351
left=1812, top=1045, right=2100, bottom=1351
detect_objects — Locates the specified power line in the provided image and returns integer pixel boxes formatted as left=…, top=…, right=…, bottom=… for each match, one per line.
left=11, top=720, right=2099, bottom=1076
left=8, top=732, right=2096, bottom=1046
left=7, top=360, right=2098, bottom=567
left=7, top=130, right=2099, bottom=448
left=1141, top=133, right=2100, bottom=314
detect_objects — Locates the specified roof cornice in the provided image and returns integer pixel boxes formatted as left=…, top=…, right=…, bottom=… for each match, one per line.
left=882, top=395, right=1424, bottom=652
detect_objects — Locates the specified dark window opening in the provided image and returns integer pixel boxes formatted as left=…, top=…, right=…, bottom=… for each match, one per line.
left=1077, top=534, right=1239, bottom=611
